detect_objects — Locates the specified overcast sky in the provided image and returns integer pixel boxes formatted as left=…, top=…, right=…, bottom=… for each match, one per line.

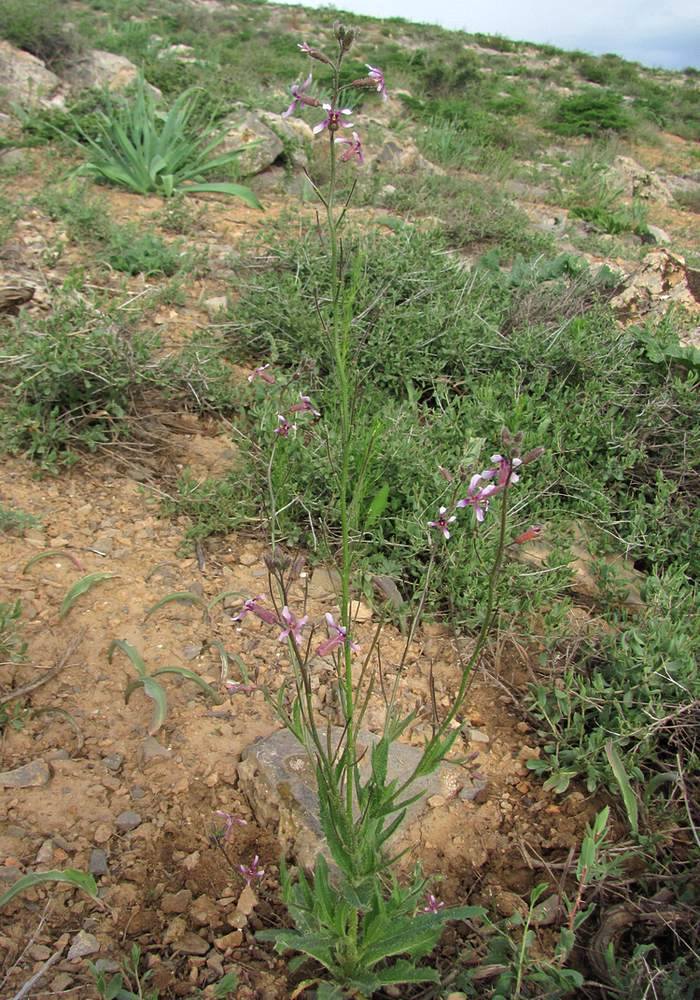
left=273, top=0, right=700, bottom=70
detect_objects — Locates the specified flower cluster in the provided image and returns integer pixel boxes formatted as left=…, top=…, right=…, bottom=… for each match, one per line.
left=233, top=598, right=359, bottom=659
left=281, top=33, right=387, bottom=168
left=429, top=445, right=543, bottom=541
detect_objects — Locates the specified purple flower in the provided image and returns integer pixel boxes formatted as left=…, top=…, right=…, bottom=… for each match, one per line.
left=456, top=475, right=499, bottom=523
left=238, top=854, right=264, bottom=885
left=214, top=810, right=247, bottom=842
left=289, top=394, right=321, bottom=417
left=248, top=364, right=275, bottom=385
left=274, top=414, right=297, bottom=437
left=422, top=893, right=445, bottom=914
left=225, top=680, right=258, bottom=695
left=313, top=104, right=353, bottom=135
left=428, top=506, right=457, bottom=539
left=282, top=73, right=313, bottom=118
left=336, top=130, right=364, bottom=164
left=278, top=606, right=309, bottom=645
left=298, top=42, right=313, bottom=54
left=232, top=595, right=278, bottom=626
left=316, top=612, right=360, bottom=657
left=487, top=453, right=522, bottom=487
left=366, top=64, right=388, bottom=100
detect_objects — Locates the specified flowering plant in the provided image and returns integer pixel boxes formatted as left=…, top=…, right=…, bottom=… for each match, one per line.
left=236, top=24, right=542, bottom=996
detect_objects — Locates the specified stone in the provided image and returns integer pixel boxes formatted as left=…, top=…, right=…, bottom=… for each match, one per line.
left=373, top=137, right=444, bottom=176
left=172, top=931, right=210, bottom=955
left=203, top=296, right=228, bottom=317
left=89, top=849, right=109, bottom=876
left=607, top=156, right=673, bottom=205
left=161, top=889, right=192, bottom=914
left=643, top=225, right=672, bottom=245
left=0, top=41, right=63, bottom=109
left=63, top=50, right=161, bottom=97
left=163, top=917, right=187, bottom=945
left=158, top=44, right=197, bottom=62
left=307, top=565, right=342, bottom=599
left=466, top=728, right=490, bottom=744
left=611, top=249, right=700, bottom=325
left=102, top=753, right=124, bottom=773
left=130, top=785, right=146, bottom=799
left=94, top=824, right=111, bottom=844
left=115, top=810, right=142, bottom=832
left=51, top=974, right=74, bottom=991
left=238, top=728, right=487, bottom=872
left=0, top=148, right=30, bottom=168
left=138, top=737, right=171, bottom=767
left=36, top=839, right=54, bottom=864
left=371, top=574, right=404, bottom=609
left=213, top=929, right=243, bottom=951
left=67, top=931, right=99, bottom=960
left=218, top=111, right=284, bottom=176
left=0, top=759, right=51, bottom=788
left=190, top=894, right=223, bottom=928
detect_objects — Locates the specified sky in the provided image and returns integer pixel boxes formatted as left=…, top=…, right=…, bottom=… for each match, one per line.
left=272, top=0, right=700, bottom=70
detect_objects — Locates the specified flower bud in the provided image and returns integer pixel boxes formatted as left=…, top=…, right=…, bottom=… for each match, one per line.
left=298, top=42, right=334, bottom=66
left=438, top=465, right=453, bottom=482
left=264, top=548, right=291, bottom=572
left=501, top=426, right=513, bottom=448
left=350, top=76, right=379, bottom=90
left=522, top=446, right=545, bottom=465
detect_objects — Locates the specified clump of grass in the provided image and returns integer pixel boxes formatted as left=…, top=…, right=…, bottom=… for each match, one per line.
left=0, top=503, right=39, bottom=536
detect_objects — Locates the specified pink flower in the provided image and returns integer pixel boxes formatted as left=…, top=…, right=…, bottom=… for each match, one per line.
left=248, top=364, right=275, bottom=385
left=282, top=73, right=314, bottom=118
left=485, top=453, right=522, bottom=487
left=366, top=64, right=388, bottom=100
left=316, top=612, right=360, bottom=657
left=232, top=595, right=278, bottom=626
left=456, top=474, right=499, bottom=524
left=238, top=854, right=264, bottom=885
left=214, top=811, right=247, bottom=841
left=278, top=606, right=309, bottom=645
left=422, top=893, right=445, bottom=914
left=313, top=104, right=353, bottom=134
left=274, top=414, right=297, bottom=437
left=428, top=506, right=457, bottom=539
left=336, top=130, right=364, bottom=164
left=289, top=394, right=320, bottom=417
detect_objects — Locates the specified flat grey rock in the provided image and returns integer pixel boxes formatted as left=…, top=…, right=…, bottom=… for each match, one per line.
left=239, top=727, right=487, bottom=871
left=0, top=759, right=51, bottom=788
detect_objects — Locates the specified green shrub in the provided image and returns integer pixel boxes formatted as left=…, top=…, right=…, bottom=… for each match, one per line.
left=0, top=0, right=81, bottom=69
left=104, top=224, right=185, bottom=276
left=550, top=89, right=632, bottom=136
left=221, top=229, right=698, bottom=608
left=0, top=299, right=163, bottom=468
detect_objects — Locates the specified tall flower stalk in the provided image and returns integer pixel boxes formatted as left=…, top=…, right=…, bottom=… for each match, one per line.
left=249, top=25, right=543, bottom=996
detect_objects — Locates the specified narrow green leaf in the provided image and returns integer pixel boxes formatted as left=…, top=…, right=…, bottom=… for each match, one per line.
left=59, top=573, right=116, bottom=619
left=108, top=639, right=148, bottom=677
left=142, top=677, right=168, bottom=734
left=605, top=740, right=639, bottom=835
left=365, top=484, right=390, bottom=529
left=151, top=666, right=222, bottom=702
left=23, top=549, right=84, bottom=573
left=143, top=592, right=208, bottom=622
left=177, top=182, right=262, bottom=208
left=0, top=869, right=98, bottom=909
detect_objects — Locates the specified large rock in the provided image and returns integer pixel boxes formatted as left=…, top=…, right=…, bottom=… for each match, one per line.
left=606, top=156, right=673, bottom=205
left=373, top=137, right=445, bottom=175
left=514, top=521, right=645, bottom=608
left=0, top=41, right=63, bottom=108
left=63, top=49, right=160, bottom=96
left=220, top=112, right=281, bottom=175
left=238, top=728, right=486, bottom=871
left=611, top=249, right=700, bottom=330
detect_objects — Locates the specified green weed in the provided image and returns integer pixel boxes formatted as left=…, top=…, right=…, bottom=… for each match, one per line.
left=550, top=88, right=632, bottom=136
left=0, top=0, right=82, bottom=69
